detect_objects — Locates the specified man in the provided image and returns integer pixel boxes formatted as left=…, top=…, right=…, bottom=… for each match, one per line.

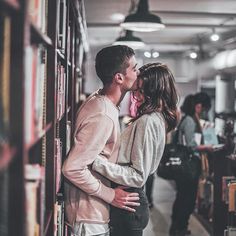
left=62, top=45, right=140, bottom=236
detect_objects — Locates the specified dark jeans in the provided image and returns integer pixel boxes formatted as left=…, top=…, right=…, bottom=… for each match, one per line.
left=170, top=176, right=199, bottom=232
left=110, top=187, right=149, bottom=236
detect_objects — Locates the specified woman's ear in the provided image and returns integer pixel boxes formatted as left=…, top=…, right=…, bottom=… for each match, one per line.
left=114, top=73, right=124, bottom=85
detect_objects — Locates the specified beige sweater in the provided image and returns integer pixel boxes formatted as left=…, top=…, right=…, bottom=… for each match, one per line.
left=62, top=91, right=120, bottom=226
left=92, top=112, right=166, bottom=188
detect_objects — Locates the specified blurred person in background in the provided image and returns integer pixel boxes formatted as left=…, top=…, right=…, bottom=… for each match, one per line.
left=170, top=92, right=213, bottom=236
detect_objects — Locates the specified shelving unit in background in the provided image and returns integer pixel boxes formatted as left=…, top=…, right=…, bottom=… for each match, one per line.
left=0, top=0, right=88, bottom=235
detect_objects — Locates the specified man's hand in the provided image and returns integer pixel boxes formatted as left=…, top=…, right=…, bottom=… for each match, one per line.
left=111, top=187, right=140, bottom=212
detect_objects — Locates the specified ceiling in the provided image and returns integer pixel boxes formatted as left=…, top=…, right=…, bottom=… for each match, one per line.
left=84, top=0, right=236, bottom=56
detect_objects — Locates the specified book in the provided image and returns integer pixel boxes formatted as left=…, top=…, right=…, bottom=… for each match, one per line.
left=66, top=121, right=71, bottom=155
left=222, top=176, right=236, bottom=203
left=25, top=164, right=43, bottom=236
left=228, top=182, right=236, bottom=212
left=202, top=127, right=219, bottom=145
left=0, top=15, right=11, bottom=142
left=55, top=138, right=62, bottom=193
left=58, top=0, right=67, bottom=52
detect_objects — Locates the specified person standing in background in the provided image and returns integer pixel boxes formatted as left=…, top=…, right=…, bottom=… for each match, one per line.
left=62, top=45, right=140, bottom=236
left=92, top=62, right=179, bottom=236
left=170, top=92, right=213, bottom=236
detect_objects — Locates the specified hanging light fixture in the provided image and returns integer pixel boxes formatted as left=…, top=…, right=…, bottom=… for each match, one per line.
left=112, top=30, right=145, bottom=49
left=120, top=0, right=165, bottom=32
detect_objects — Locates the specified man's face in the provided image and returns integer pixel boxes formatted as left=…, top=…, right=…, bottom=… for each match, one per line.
left=122, top=56, right=139, bottom=91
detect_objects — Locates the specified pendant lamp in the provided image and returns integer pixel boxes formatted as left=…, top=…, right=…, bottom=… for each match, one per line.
left=113, top=30, right=145, bottom=49
left=120, top=0, right=165, bottom=32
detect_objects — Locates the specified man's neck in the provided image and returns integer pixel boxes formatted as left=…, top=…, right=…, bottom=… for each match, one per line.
left=101, top=86, right=126, bottom=107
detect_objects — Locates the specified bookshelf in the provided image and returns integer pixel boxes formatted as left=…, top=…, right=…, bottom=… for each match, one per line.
left=0, top=0, right=88, bottom=235
left=194, top=117, right=236, bottom=236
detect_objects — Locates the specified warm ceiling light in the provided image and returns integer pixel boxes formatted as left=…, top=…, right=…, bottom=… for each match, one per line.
left=113, top=30, right=145, bottom=49
left=120, top=0, right=165, bottom=32
left=210, top=29, right=220, bottom=41
left=210, top=33, right=220, bottom=42
left=144, top=51, right=151, bottom=58
left=152, top=51, right=160, bottom=58
left=189, top=52, right=198, bottom=59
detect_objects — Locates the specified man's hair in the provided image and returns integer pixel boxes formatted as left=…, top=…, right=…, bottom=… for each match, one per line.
left=95, top=45, right=135, bottom=85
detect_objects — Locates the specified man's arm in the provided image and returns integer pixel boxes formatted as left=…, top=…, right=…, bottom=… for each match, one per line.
left=62, top=113, right=139, bottom=211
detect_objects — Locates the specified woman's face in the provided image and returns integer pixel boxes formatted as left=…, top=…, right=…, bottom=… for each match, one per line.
left=132, top=79, right=145, bottom=105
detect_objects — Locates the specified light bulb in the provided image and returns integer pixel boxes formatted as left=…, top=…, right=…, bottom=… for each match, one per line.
left=190, top=52, right=197, bottom=59
left=144, top=51, right=151, bottom=58
left=210, top=33, right=220, bottom=41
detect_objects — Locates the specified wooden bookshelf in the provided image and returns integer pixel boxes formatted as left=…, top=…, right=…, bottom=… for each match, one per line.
left=0, top=0, right=88, bottom=235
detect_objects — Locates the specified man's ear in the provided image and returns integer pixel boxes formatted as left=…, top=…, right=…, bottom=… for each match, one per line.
left=114, top=73, right=124, bottom=84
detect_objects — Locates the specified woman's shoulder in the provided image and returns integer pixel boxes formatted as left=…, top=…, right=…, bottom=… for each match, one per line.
left=180, top=115, right=195, bottom=127
left=135, top=112, right=165, bottom=128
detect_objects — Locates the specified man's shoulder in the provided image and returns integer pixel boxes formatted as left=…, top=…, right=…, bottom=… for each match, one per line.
left=79, top=95, right=118, bottom=120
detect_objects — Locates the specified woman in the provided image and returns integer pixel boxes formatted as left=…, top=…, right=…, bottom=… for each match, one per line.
left=169, top=93, right=213, bottom=236
left=92, top=62, right=178, bottom=236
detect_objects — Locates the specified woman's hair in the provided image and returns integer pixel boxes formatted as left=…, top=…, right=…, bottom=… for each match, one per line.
left=181, top=92, right=211, bottom=116
left=134, top=62, right=178, bottom=132
left=180, top=94, right=195, bottom=116
left=194, top=92, right=211, bottom=111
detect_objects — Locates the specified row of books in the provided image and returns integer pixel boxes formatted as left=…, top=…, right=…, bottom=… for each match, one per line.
left=0, top=14, right=11, bottom=142
left=24, top=46, right=46, bottom=145
left=24, top=136, right=69, bottom=236
left=222, top=176, right=236, bottom=212
left=54, top=193, right=64, bottom=236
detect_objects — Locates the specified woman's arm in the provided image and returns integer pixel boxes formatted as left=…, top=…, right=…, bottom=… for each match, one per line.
left=92, top=117, right=158, bottom=188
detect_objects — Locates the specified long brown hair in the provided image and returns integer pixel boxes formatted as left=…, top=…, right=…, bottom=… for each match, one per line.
left=133, top=62, right=178, bottom=133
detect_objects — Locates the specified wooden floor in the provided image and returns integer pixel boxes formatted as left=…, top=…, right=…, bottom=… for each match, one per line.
left=144, top=175, right=210, bottom=236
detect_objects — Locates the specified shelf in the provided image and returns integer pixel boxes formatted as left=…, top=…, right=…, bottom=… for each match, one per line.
left=30, top=22, right=52, bottom=46
left=0, top=143, right=17, bottom=170
left=0, top=0, right=88, bottom=235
